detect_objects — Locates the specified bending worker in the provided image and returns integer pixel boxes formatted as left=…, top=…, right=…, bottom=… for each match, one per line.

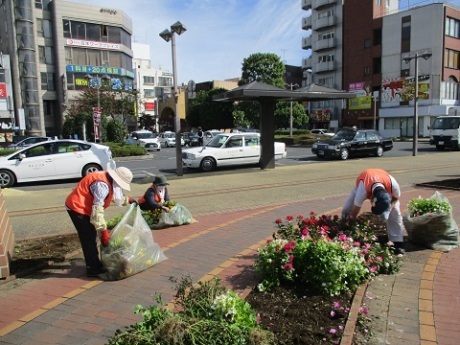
left=138, top=174, right=171, bottom=212
left=65, top=167, right=135, bottom=277
left=342, top=168, right=405, bottom=255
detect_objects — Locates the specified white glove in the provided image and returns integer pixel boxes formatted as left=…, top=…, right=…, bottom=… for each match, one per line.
left=90, top=205, right=106, bottom=231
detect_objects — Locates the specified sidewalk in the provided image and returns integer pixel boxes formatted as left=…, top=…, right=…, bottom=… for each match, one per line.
left=0, top=185, right=459, bottom=345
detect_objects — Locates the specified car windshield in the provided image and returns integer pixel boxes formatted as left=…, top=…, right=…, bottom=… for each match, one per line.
left=331, top=130, right=356, bottom=141
left=136, top=132, right=156, bottom=139
left=164, top=133, right=174, bottom=138
left=431, top=118, right=460, bottom=130
left=206, top=134, right=229, bottom=148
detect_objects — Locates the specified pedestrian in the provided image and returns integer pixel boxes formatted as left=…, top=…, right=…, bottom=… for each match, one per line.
left=197, top=127, right=204, bottom=146
left=342, top=168, right=405, bottom=255
left=65, top=167, right=136, bottom=277
left=137, top=174, right=171, bottom=212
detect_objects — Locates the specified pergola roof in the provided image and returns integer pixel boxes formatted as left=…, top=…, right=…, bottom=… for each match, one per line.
left=212, top=81, right=356, bottom=102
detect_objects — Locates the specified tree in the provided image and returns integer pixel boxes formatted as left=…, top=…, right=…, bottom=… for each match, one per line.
left=240, top=53, right=286, bottom=88
left=274, top=102, right=309, bottom=129
left=187, top=88, right=234, bottom=130
left=238, top=53, right=301, bottom=128
left=63, top=84, right=137, bottom=142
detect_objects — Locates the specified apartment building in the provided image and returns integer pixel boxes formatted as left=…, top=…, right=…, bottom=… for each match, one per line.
left=0, top=0, right=134, bottom=137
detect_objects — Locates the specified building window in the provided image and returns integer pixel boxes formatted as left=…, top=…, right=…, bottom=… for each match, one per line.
left=144, top=89, right=155, bottom=98
left=35, top=0, right=42, bottom=9
left=158, top=77, right=172, bottom=87
left=43, top=20, right=52, bottom=38
left=373, top=57, right=381, bottom=74
left=38, top=46, right=45, bottom=63
left=318, top=54, right=334, bottom=62
left=63, top=20, right=71, bottom=38
left=401, top=16, right=411, bottom=53
left=40, top=72, right=55, bottom=91
left=364, top=67, right=371, bottom=76
left=373, top=28, right=382, bottom=46
left=446, top=17, right=460, bottom=38
left=37, top=19, right=43, bottom=36
left=364, top=38, right=371, bottom=48
left=144, top=76, right=155, bottom=84
left=319, top=32, right=334, bottom=40
left=318, top=9, right=333, bottom=19
left=445, top=49, right=460, bottom=69
left=317, top=77, right=334, bottom=87
left=43, top=100, right=56, bottom=116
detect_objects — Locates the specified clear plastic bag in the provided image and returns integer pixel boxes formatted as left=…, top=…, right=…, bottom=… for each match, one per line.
left=152, top=203, right=195, bottom=229
left=403, top=191, right=459, bottom=252
left=101, top=204, right=167, bottom=280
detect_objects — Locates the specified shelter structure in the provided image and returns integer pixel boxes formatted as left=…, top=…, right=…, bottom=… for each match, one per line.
left=213, top=81, right=356, bottom=169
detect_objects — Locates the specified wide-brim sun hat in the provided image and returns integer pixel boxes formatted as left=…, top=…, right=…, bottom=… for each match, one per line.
left=371, top=188, right=391, bottom=221
left=108, top=167, right=133, bottom=191
left=153, top=174, right=169, bottom=186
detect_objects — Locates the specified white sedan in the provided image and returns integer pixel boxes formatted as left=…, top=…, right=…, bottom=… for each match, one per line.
left=0, top=139, right=116, bottom=188
left=182, top=132, right=287, bottom=172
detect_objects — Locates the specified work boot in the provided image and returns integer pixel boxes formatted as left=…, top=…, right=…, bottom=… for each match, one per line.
left=393, top=242, right=405, bottom=256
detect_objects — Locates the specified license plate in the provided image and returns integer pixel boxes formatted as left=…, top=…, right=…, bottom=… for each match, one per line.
left=318, top=150, right=324, bottom=155
left=438, top=141, right=444, bottom=145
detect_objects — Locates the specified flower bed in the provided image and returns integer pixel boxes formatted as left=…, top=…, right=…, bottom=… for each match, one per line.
left=107, top=212, right=400, bottom=344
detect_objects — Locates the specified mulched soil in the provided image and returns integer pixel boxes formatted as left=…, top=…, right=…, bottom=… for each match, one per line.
left=5, top=178, right=458, bottom=344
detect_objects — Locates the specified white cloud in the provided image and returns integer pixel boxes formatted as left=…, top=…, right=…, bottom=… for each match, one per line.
left=66, top=0, right=305, bottom=84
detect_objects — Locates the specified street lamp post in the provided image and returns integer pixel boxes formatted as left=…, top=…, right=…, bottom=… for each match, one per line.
left=285, top=83, right=299, bottom=137
left=160, top=21, right=186, bottom=177
left=402, top=49, right=432, bottom=156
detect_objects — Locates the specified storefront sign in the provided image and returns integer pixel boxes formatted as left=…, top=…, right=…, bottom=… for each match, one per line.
left=66, top=39, right=120, bottom=50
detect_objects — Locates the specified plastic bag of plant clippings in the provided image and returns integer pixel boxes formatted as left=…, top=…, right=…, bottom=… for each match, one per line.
left=151, top=203, right=195, bottom=229
left=403, top=191, right=458, bottom=252
left=100, top=204, right=167, bottom=280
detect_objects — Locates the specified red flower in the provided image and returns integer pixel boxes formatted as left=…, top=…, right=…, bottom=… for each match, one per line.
left=286, top=215, right=294, bottom=221
left=275, top=218, right=283, bottom=224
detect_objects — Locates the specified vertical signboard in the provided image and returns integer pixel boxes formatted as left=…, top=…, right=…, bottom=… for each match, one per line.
left=92, top=107, right=102, bottom=141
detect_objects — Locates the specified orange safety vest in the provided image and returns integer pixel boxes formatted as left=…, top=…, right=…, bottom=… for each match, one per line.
left=137, top=185, right=162, bottom=204
left=356, top=168, right=393, bottom=200
left=65, top=172, right=114, bottom=216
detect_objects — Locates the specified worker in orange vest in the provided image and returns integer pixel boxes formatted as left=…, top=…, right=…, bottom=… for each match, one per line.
left=65, top=167, right=135, bottom=277
left=342, top=168, right=405, bottom=255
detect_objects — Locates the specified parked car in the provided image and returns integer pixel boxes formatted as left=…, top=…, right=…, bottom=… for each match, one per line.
left=8, top=136, right=51, bottom=149
left=311, top=128, right=393, bottom=160
left=129, top=130, right=161, bottom=151
left=0, top=139, right=116, bottom=188
left=182, top=132, right=287, bottom=172
left=159, top=131, right=185, bottom=147
left=203, top=130, right=223, bottom=145
left=310, top=129, right=335, bottom=137
left=182, top=132, right=200, bottom=147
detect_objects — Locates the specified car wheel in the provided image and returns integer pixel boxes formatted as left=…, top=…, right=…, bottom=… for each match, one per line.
left=200, top=157, right=216, bottom=172
left=436, top=145, right=445, bottom=150
left=376, top=146, right=384, bottom=157
left=340, top=148, right=349, bottom=160
left=165, top=142, right=169, bottom=148
left=0, top=170, right=15, bottom=188
left=82, top=163, right=102, bottom=177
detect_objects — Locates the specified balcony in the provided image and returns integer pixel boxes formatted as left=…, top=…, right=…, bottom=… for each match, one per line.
left=313, top=38, right=336, bottom=52
left=302, top=0, right=312, bottom=10
left=302, top=16, right=312, bottom=30
left=312, top=0, right=337, bottom=10
left=312, top=15, right=336, bottom=30
left=315, top=61, right=336, bottom=73
left=302, top=57, right=312, bottom=70
left=302, top=36, right=312, bottom=50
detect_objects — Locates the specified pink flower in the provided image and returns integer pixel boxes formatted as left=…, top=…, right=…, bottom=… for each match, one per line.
left=376, top=256, right=383, bottom=262
left=297, top=215, right=304, bottom=220
left=359, top=307, right=369, bottom=315
left=256, top=313, right=261, bottom=324
left=370, top=266, right=378, bottom=273
left=330, top=310, right=336, bottom=317
left=333, top=301, right=341, bottom=308
left=286, top=215, right=294, bottom=221
left=283, top=263, right=293, bottom=270
left=329, top=328, right=337, bottom=334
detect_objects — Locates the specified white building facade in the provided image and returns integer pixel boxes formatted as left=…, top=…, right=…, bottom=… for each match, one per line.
left=379, top=3, right=460, bottom=138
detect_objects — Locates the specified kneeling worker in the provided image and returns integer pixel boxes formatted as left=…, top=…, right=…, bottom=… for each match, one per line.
left=342, top=168, right=405, bottom=255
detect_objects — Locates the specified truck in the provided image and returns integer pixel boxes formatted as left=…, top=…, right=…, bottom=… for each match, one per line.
left=429, top=116, right=460, bottom=150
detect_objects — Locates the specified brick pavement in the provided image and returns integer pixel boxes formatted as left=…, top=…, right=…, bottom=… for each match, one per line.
left=0, top=186, right=459, bottom=345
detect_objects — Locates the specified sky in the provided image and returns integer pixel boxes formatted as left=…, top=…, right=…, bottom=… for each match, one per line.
left=70, top=0, right=460, bottom=85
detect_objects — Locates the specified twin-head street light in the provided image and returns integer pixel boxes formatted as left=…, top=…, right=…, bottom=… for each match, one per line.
left=160, top=21, right=186, bottom=176
left=402, top=49, right=432, bottom=156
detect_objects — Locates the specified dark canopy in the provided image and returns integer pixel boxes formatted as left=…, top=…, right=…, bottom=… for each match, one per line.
left=212, top=81, right=356, bottom=169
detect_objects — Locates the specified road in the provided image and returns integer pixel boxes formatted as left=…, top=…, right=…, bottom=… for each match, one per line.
left=3, top=143, right=459, bottom=241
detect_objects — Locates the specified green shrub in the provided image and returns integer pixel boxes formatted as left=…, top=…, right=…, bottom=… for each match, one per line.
left=0, top=148, right=19, bottom=156
left=105, top=142, right=147, bottom=157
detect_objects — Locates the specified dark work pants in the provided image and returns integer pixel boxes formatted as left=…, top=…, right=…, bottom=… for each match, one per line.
left=67, top=209, right=103, bottom=273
